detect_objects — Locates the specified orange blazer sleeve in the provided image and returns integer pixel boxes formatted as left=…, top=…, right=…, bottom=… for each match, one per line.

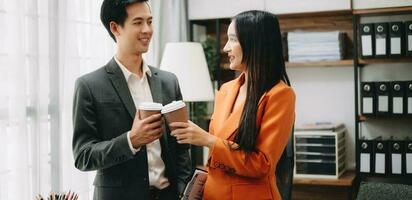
left=208, top=86, right=295, bottom=178
left=208, top=114, right=215, bottom=135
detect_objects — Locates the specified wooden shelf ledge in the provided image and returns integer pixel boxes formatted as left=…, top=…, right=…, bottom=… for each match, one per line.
left=221, top=60, right=354, bottom=68
left=358, top=115, right=367, bottom=122
left=286, top=60, right=354, bottom=68
left=278, top=10, right=353, bottom=19
left=358, top=115, right=412, bottom=122
left=359, top=58, right=412, bottom=65
left=293, top=170, right=356, bottom=187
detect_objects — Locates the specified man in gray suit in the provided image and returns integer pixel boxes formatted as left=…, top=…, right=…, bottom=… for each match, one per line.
left=72, top=0, right=191, bottom=199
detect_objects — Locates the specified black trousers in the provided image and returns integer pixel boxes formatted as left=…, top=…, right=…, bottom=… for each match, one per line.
left=149, top=186, right=178, bottom=200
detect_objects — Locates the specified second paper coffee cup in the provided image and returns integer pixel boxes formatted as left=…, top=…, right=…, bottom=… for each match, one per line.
left=138, top=102, right=163, bottom=119
left=161, top=100, right=188, bottom=130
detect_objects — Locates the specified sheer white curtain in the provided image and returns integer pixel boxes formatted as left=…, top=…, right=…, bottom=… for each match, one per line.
left=59, top=0, right=115, bottom=199
left=0, top=0, right=58, bottom=199
left=0, top=0, right=187, bottom=199
left=0, top=0, right=114, bottom=199
left=145, top=0, right=188, bottom=66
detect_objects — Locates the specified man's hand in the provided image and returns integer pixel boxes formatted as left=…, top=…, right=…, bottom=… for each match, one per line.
left=130, top=112, right=163, bottom=149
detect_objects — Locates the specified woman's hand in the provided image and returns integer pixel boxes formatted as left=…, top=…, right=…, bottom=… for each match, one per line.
left=170, top=121, right=217, bottom=148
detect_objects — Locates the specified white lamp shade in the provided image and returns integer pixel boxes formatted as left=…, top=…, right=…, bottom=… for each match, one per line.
left=160, top=42, right=214, bottom=102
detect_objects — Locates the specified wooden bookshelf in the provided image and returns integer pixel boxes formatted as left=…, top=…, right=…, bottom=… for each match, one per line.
left=279, top=11, right=354, bottom=67
left=221, top=60, right=354, bottom=69
left=359, top=58, right=412, bottom=65
left=278, top=10, right=353, bottom=32
left=358, top=115, right=412, bottom=122
left=286, top=60, right=354, bottom=68
left=294, top=170, right=356, bottom=187
left=293, top=171, right=357, bottom=200
left=278, top=10, right=352, bottom=19
left=358, top=115, right=367, bottom=122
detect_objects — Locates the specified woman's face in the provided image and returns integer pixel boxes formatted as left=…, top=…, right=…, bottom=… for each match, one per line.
left=223, top=21, right=246, bottom=72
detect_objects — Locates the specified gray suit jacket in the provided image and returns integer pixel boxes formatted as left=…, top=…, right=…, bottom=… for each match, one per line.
left=72, top=58, right=192, bottom=200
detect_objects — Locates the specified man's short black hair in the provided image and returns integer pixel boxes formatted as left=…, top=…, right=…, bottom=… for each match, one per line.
left=100, top=0, right=149, bottom=41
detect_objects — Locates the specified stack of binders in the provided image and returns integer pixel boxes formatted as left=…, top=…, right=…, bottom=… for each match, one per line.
left=361, top=81, right=412, bottom=117
left=360, top=21, right=412, bottom=58
left=359, top=137, right=412, bottom=176
left=288, top=31, right=347, bottom=62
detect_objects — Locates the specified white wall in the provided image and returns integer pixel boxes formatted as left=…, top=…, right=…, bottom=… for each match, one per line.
left=188, top=0, right=351, bottom=20
left=353, top=0, right=412, bottom=10
left=188, top=0, right=264, bottom=20
left=287, top=66, right=356, bottom=169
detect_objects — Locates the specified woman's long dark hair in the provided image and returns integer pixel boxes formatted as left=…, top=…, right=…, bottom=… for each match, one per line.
left=233, top=10, right=290, bottom=154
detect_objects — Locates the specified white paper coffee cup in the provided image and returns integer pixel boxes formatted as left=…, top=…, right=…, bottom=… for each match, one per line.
left=138, top=102, right=163, bottom=119
left=161, top=100, right=188, bottom=130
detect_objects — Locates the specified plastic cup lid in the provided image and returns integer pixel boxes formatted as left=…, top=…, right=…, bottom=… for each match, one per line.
left=138, top=102, right=163, bottom=111
left=161, top=100, right=186, bottom=114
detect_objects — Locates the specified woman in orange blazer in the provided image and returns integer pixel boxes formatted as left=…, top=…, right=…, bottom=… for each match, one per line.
left=170, top=10, right=295, bottom=200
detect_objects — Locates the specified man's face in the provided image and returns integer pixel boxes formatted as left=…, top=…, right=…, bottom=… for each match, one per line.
left=115, top=2, right=153, bottom=55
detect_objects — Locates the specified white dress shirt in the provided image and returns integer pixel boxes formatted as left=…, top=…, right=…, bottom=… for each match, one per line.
left=114, top=56, right=169, bottom=189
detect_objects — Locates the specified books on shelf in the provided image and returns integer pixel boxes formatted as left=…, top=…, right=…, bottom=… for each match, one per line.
left=287, top=31, right=347, bottom=62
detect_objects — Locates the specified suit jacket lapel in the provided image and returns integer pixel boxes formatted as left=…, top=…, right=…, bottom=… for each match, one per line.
left=214, top=74, right=269, bottom=140
left=213, top=74, right=243, bottom=140
left=146, top=67, right=170, bottom=151
left=146, top=66, right=163, bottom=104
left=105, top=58, right=136, bottom=118
left=217, top=84, right=243, bottom=140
